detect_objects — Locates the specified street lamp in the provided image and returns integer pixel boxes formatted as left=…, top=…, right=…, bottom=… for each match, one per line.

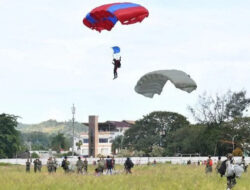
left=71, top=104, right=76, bottom=156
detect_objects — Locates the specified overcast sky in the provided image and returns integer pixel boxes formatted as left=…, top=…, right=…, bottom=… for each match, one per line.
left=0, top=0, right=250, bottom=124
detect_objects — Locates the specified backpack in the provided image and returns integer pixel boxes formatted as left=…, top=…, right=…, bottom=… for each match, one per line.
left=128, top=160, right=134, bottom=168
left=209, top=159, right=213, bottom=166
left=218, top=160, right=227, bottom=176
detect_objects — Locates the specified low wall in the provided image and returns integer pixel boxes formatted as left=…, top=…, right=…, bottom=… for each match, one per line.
left=0, top=157, right=249, bottom=166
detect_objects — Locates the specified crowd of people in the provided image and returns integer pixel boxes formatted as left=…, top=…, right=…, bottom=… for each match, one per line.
left=204, top=154, right=248, bottom=190
left=25, top=154, right=248, bottom=189
left=25, top=156, right=134, bottom=175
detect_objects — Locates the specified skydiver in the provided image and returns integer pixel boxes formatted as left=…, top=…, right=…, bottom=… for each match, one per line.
left=112, top=56, right=121, bottom=79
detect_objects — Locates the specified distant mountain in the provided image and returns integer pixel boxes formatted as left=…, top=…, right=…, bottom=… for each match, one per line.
left=17, top=119, right=88, bottom=137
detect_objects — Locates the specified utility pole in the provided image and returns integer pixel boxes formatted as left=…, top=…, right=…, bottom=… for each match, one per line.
left=71, top=104, right=76, bottom=156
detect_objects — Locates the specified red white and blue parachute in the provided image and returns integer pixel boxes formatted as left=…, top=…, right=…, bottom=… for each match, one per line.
left=83, top=2, right=149, bottom=32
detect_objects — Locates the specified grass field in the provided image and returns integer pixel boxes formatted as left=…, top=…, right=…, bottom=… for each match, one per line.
left=0, top=164, right=249, bottom=190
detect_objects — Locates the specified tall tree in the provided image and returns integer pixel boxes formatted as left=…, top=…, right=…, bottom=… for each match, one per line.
left=166, top=125, right=205, bottom=156
left=0, top=114, right=21, bottom=158
left=188, top=90, right=250, bottom=155
left=188, top=90, right=250, bottom=126
left=51, top=133, right=69, bottom=152
left=111, top=135, right=124, bottom=154
left=123, top=111, right=189, bottom=155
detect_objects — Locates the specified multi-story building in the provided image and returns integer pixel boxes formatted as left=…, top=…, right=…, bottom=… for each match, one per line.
left=73, top=116, right=134, bottom=157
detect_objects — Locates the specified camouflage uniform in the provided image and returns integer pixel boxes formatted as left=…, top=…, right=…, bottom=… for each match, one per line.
left=96, top=160, right=104, bottom=175
left=100, top=158, right=105, bottom=173
left=37, top=159, right=42, bottom=172
left=216, top=159, right=222, bottom=173
left=33, top=159, right=39, bottom=173
left=47, top=158, right=54, bottom=173
left=76, top=158, right=84, bottom=174
left=53, top=158, right=58, bottom=172
left=83, top=159, right=88, bottom=173
left=26, top=160, right=31, bottom=172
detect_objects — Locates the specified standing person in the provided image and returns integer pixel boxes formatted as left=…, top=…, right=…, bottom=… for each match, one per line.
left=47, top=157, right=53, bottom=173
left=100, top=157, right=105, bottom=173
left=216, top=156, right=222, bottom=174
left=61, top=156, right=70, bottom=173
left=76, top=157, right=84, bottom=174
left=34, top=158, right=42, bottom=172
left=33, top=159, right=39, bottom=173
left=53, top=158, right=58, bottom=173
left=112, top=157, right=115, bottom=171
left=96, top=160, right=102, bottom=176
left=205, top=155, right=213, bottom=173
left=26, top=159, right=31, bottom=172
left=124, top=157, right=134, bottom=174
left=226, top=153, right=236, bottom=190
left=83, top=157, right=88, bottom=173
left=112, top=56, right=121, bottom=79
left=241, top=156, right=247, bottom=172
left=106, top=156, right=113, bottom=175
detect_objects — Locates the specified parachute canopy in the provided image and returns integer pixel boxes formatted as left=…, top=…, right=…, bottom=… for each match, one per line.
left=112, top=46, right=120, bottom=54
left=83, top=2, right=149, bottom=32
left=134, top=70, right=197, bottom=98
left=234, top=165, right=244, bottom=177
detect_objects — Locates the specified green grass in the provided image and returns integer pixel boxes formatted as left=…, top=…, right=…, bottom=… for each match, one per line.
left=0, top=164, right=249, bottom=190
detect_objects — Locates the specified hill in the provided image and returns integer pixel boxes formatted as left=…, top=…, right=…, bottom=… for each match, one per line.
left=17, top=119, right=88, bottom=137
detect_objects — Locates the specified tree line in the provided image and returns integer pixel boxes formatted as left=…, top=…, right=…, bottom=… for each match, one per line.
left=112, top=90, right=250, bottom=157
left=0, top=114, right=71, bottom=158
left=0, top=90, right=249, bottom=158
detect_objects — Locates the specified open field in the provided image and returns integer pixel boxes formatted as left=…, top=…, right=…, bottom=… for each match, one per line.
left=0, top=164, right=249, bottom=190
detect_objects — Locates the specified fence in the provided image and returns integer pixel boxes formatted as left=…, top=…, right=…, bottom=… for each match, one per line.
left=0, top=156, right=249, bottom=166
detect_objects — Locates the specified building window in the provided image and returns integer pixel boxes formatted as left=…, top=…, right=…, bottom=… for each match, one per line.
left=83, top=138, right=88, bottom=143
left=99, top=138, right=108, bottom=143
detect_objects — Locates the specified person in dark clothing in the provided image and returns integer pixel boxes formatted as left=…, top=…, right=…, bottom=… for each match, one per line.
left=124, top=157, right=134, bottom=174
left=106, top=156, right=113, bottom=175
left=33, top=158, right=41, bottom=173
left=61, top=156, right=70, bottom=173
left=26, top=159, right=31, bottom=172
left=226, top=153, right=236, bottom=190
left=112, top=56, right=121, bottom=79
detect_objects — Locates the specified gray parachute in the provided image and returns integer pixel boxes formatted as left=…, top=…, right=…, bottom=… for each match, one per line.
left=134, top=70, right=197, bottom=98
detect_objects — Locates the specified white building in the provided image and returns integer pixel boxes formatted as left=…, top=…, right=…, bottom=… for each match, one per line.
left=73, top=119, right=134, bottom=156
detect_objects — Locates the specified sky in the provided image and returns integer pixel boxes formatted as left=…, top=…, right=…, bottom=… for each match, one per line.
left=0, top=0, right=250, bottom=124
